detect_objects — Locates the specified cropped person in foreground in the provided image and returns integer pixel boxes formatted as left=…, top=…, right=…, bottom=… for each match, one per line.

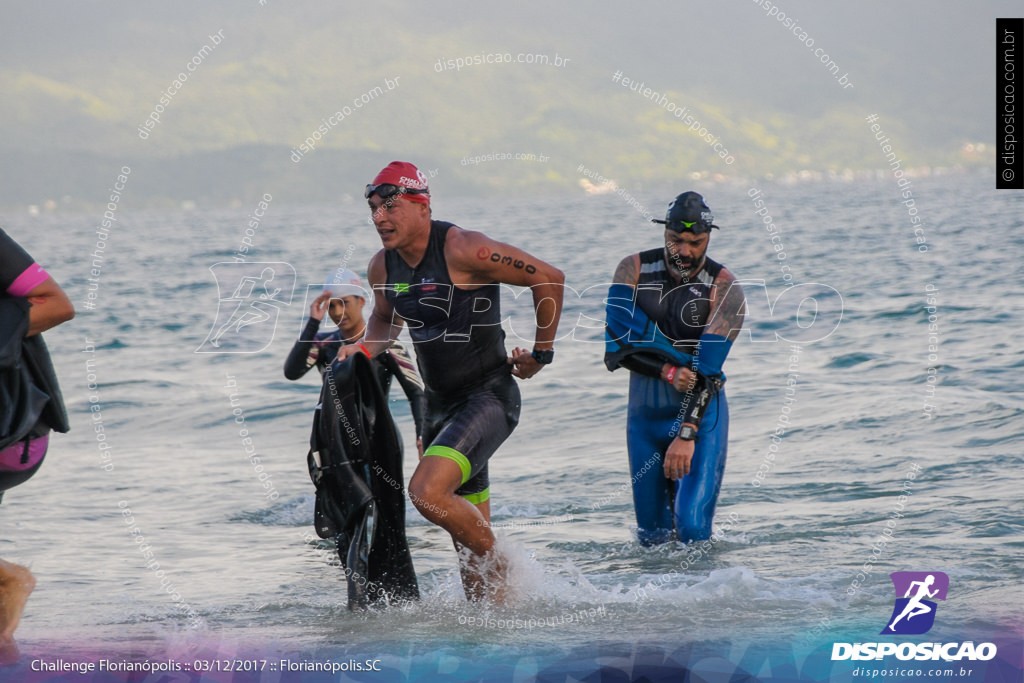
left=0, top=229, right=73, bottom=651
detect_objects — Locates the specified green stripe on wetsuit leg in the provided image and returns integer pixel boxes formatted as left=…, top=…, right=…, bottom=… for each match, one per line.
left=461, top=488, right=490, bottom=505
left=423, top=445, right=471, bottom=484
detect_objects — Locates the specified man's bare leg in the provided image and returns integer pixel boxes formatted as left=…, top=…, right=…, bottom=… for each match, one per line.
left=409, top=459, right=507, bottom=602
left=454, top=499, right=508, bottom=602
left=0, top=559, right=35, bottom=641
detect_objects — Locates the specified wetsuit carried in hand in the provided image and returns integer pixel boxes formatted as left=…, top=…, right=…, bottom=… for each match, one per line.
left=0, top=229, right=69, bottom=502
left=307, top=352, right=419, bottom=608
left=284, top=322, right=427, bottom=442
left=382, top=221, right=521, bottom=505
left=605, top=248, right=730, bottom=545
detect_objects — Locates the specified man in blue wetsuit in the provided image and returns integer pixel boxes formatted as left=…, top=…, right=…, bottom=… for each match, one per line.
left=605, top=192, right=744, bottom=545
left=337, top=161, right=564, bottom=601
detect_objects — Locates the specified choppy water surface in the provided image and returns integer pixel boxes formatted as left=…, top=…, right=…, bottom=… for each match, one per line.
left=1, top=172, right=1021, bottom=678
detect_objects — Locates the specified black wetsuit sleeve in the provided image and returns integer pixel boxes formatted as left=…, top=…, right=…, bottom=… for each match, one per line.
left=677, top=373, right=723, bottom=438
left=681, top=375, right=708, bottom=423
left=618, top=352, right=667, bottom=380
left=618, top=349, right=717, bottom=436
left=0, top=229, right=39, bottom=292
left=382, top=351, right=427, bottom=438
left=283, top=317, right=322, bottom=380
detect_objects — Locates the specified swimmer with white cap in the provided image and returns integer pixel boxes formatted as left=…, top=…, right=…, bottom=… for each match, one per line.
left=284, top=267, right=426, bottom=455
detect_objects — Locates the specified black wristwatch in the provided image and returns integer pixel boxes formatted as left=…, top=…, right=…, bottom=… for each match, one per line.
left=677, top=424, right=698, bottom=441
left=531, top=348, right=554, bottom=365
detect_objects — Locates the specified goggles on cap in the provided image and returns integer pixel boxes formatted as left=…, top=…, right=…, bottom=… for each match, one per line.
left=651, top=191, right=720, bottom=234
left=664, top=217, right=716, bottom=235
left=652, top=204, right=718, bottom=235
left=364, top=183, right=429, bottom=200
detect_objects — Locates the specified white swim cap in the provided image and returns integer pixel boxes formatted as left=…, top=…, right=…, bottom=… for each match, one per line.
left=323, top=268, right=366, bottom=299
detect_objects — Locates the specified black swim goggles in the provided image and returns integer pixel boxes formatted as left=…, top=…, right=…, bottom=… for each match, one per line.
left=651, top=217, right=718, bottom=235
left=364, top=183, right=430, bottom=200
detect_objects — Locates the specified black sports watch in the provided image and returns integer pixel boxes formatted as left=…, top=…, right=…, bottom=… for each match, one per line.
left=531, top=348, right=554, bottom=365
left=677, top=424, right=698, bottom=441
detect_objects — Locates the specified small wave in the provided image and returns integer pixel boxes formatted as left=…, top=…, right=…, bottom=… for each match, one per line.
left=824, top=352, right=880, bottom=368
left=491, top=503, right=574, bottom=520
left=231, top=495, right=313, bottom=526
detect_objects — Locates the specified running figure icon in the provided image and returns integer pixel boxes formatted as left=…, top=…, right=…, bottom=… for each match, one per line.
left=196, top=262, right=296, bottom=353
left=881, top=571, right=949, bottom=635
left=888, top=574, right=939, bottom=631
left=209, top=267, right=282, bottom=346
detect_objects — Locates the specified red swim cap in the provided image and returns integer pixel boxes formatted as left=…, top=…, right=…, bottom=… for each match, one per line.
left=370, top=161, right=430, bottom=204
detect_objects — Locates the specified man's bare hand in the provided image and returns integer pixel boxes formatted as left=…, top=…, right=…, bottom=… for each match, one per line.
left=663, top=364, right=697, bottom=393
left=508, top=347, right=544, bottom=379
left=664, top=436, right=695, bottom=480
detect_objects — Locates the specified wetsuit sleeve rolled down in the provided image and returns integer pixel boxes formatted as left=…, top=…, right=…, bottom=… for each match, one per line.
left=283, top=317, right=322, bottom=380
left=675, top=334, right=732, bottom=437
left=605, top=282, right=643, bottom=371
left=618, top=353, right=665, bottom=379
left=604, top=282, right=691, bottom=372
left=693, top=333, right=734, bottom=378
left=676, top=374, right=716, bottom=436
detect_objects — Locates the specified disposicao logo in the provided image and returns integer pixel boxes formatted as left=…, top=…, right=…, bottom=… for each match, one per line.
left=831, top=571, right=997, bottom=662
left=196, top=262, right=296, bottom=353
left=881, top=571, right=947, bottom=635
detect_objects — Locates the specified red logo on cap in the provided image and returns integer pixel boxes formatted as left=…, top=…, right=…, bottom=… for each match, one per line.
left=373, top=161, right=429, bottom=191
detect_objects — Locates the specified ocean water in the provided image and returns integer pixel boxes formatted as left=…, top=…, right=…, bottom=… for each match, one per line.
left=1, top=171, right=1022, bottom=681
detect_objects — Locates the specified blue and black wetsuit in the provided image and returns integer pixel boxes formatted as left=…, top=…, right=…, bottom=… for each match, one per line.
left=605, top=248, right=732, bottom=545
left=382, top=221, right=521, bottom=505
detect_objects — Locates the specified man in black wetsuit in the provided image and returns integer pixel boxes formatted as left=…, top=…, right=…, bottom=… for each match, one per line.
left=337, top=161, right=564, bottom=601
left=284, top=267, right=426, bottom=455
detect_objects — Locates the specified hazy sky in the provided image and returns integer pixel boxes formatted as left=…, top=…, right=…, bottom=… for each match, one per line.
left=0, top=1, right=1016, bottom=203
left=1, top=1, right=1010, bottom=134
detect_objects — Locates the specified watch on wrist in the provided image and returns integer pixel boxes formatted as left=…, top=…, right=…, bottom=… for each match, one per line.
left=531, top=348, right=554, bottom=365
left=677, top=424, right=698, bottom=441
